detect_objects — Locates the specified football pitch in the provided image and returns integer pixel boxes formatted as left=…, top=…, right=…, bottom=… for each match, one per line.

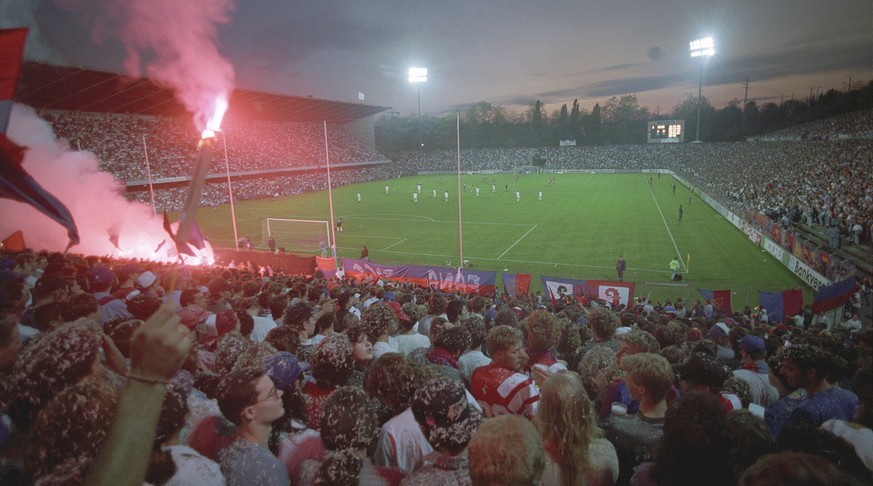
left=194, top=173, right=811, bottom=307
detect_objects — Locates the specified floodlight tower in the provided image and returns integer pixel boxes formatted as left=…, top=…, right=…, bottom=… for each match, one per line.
left=408, top=67, right=427, bottom=148
left=689, top=37, right=715, bottom=142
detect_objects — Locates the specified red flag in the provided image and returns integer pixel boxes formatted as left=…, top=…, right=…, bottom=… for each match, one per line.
left=0, top=28, right=27, bottom=99
left=782, top=288, right=803, bottom=318
left=2, top=229, right=25, bottom=251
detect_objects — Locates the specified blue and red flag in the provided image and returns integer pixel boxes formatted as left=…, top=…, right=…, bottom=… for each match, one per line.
left=811, top=277, right=858, bottom=313
left=341, top=258, right=497, bottom=296
left=758, top=288, right=803, bottom=323
left=697, top=288, right=733, bottom=316
left=502, top=273, right=531, bottom=298
left=0, top=28, right=79, bottom=248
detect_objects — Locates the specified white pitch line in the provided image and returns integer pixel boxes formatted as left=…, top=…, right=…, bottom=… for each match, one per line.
left=648, top=180, right=687, bottom=272
left=381, top=238, right=407, bottom=251
left=496, top=224, right=538, bottom=260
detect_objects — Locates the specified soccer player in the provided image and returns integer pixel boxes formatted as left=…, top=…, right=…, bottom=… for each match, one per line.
left=475, top=186, right=480, bottom=196
left=417, top=183, right=422, bottom=193
left=678, top=205, right=684, bottom=222
left=516, top=191, right=521, bottom=202
left=336, top=217, right=343, bottom=232
left=413, top=192, right=418, bottom=203
left=444, top=191, right=449, bottom=202
left=538, top=190, right=543, bottom=201
left=357, top=193, right=361, bottom=202
left=385, top=185, right=389, bottom=194
left=432, top=188, right=437, bottom=198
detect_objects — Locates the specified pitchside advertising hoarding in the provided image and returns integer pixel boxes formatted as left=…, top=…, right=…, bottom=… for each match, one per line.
left=647, top=120, right=685, bottom=143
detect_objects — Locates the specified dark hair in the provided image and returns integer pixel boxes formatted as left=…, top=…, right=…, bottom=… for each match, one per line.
left=217, top=366, right=263, bottom=426
left=236, top=310, right=254, bottom=338
left=445, top=299, right=466, bottom=323
left=651, top=392, right=735, bottom=486
left=265, top=325, right=299, bottom=355
left=179, top=288, right=201, bottom=308
left=127, top=293, right=162, bottom=320
left=60, top=293, right=99, bottom=322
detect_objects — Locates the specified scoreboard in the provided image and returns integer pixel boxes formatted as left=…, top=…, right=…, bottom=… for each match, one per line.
left=647, top=120, right=685, bottom=143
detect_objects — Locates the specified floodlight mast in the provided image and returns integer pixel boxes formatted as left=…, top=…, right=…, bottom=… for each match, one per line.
left=408, top=67, right=427, bottom=148
left=689, top=37, right=714, bottom=142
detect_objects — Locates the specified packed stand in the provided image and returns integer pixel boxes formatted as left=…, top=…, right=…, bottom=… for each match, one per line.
left=42, top=112, right=385, bottom=182
left=0, top=247, right=871, bottom=485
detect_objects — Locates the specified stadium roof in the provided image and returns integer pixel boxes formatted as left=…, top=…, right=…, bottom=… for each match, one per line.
left=15, top=62, right=391, bottom=123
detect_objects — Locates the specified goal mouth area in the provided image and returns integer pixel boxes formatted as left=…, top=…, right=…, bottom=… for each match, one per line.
left=261, top=218, right=332, bottom=254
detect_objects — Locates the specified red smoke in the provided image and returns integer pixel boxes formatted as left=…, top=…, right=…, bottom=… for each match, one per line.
left=66, top=0, right=237, bottom=132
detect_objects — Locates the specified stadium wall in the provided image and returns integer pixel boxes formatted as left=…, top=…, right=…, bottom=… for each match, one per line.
left=670, top=171, right=831, bottom=291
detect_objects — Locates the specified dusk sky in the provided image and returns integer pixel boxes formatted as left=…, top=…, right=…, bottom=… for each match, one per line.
left=4, top=0, right=872, bottom=119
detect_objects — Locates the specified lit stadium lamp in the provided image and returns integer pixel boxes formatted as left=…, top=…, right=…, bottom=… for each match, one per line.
left=689, top=37, right=714, bottom=142
left=408, top=67, right=427, bottom=147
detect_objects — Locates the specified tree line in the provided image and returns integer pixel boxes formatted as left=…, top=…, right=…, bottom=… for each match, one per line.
left=374, top=80, right=873, bottom=154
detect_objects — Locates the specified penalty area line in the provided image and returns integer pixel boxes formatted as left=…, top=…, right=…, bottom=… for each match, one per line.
left=381, top=238, right=407, bottom=251
left=496, top=224, right=538, bottom=260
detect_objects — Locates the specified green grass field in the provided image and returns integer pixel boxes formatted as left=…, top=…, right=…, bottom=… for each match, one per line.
left=194, top=173, right=812, bottom=307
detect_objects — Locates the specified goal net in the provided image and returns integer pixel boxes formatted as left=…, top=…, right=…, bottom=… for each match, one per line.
left=512, top=165, right=541, bottom=174
left=261, top=218, right=332, bottom=254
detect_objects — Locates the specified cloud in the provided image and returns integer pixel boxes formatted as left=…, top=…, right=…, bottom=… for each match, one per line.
left=647, top=47, right=663, bottom=62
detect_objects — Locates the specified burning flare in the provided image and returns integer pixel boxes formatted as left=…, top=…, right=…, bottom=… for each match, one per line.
left=201, top=96, right=228, bottom=139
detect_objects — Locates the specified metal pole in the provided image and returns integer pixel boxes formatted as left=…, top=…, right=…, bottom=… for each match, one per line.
left=324, top=122, right=338, bottom=260
left=142, top=135, right=157, bottom=216
left=222, top=131, right=239, bottom=251
left=456, top=114, right=463, bottom=278
left=417, top=86, right=422, bottom=148
left=696, top=60, right=703, bottom=142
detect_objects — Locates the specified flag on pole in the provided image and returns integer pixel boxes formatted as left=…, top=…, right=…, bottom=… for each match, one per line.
left=2, top=229, right=25, bottom=251
left=502, top=273, right=532, bottom=298
left=757, top=288, right=803, bottom=323
left=697, top=288, right=733, bottom=316
left=811, top=277, right=858, bottom=313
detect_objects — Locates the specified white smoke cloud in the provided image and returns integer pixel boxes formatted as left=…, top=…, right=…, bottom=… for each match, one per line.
left=1, top=103, right=176, bottom=258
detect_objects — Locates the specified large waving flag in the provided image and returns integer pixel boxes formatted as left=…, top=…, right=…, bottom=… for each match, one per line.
left=811, top=277, right=858, bottom=313
left=502, top=273, right=532, bottom=298
left=697, top=288, right=733, bottom=316
left=341, top=258, right=496, bottom=296
left=0, top=28, right=79, bottom=248
left=758, top=288, right=803, bottom=323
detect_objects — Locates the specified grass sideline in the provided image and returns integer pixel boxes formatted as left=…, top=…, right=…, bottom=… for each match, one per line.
left=193, top=173, right=811, bottom=308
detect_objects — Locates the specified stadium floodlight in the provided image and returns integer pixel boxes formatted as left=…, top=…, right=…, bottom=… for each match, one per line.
left=408, top=67, right=427, bottom=147
left=689, top=37, right=714, bottom=142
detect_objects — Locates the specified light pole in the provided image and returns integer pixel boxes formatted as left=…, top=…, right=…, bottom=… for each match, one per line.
left=408, top=67, right=427, bottom=148
left=689, top=37, right=714, bottom=142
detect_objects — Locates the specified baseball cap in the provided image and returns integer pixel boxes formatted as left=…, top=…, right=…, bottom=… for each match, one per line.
left=137, top=271, right=157, bottom=289
left=708, top=322, right=730, bottom=339
left=738, top=335, right=766, bottom=355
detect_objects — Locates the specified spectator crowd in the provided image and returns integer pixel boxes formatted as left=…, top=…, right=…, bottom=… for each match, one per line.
left=0, top=248, right=871, bottom=485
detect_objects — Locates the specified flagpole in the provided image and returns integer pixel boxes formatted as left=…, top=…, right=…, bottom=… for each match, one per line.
left=324, top=121, right=337, bottom=262
left=142, top=135, right=157, bottom=216
left=456, top=113, right=463, bottom=279
left=222, top=131, right=239, bottom=251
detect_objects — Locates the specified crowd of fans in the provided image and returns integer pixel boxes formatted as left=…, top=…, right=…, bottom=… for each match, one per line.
left=43, top=112, right=385, bottom=182
left=0, top=249, right=871, bottom=485
left=42, top=109, right=872, bottom=259
left=126, top=166, right=400, bottom=213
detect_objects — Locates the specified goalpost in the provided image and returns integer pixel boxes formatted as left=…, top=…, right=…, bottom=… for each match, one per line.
left=512, top=165, right=541, bottom=174
left=261, top=218, right=332, bottom=254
